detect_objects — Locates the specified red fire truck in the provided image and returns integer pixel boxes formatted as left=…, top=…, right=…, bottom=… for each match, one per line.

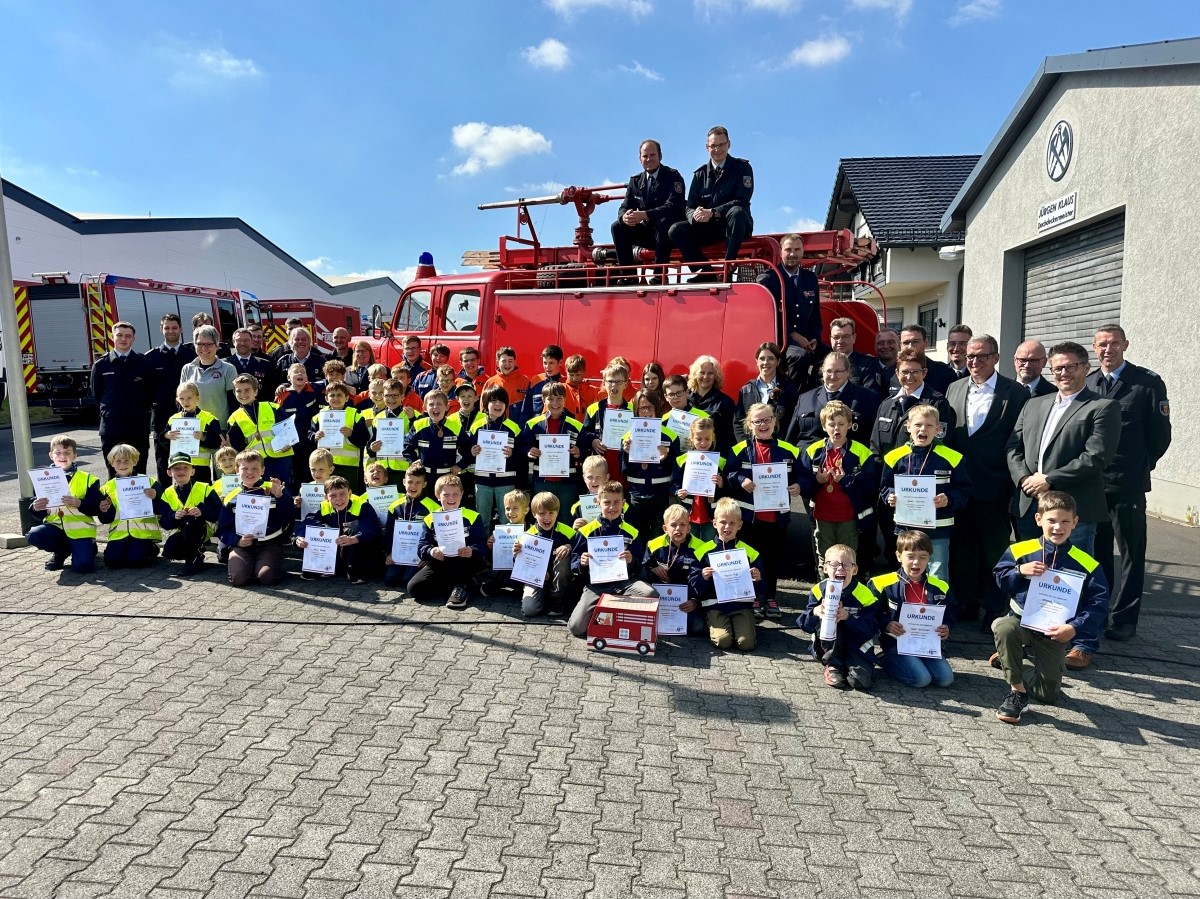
left=9, top=273, right=360, bottom=415
left=363, top=184, right=881, bottom=391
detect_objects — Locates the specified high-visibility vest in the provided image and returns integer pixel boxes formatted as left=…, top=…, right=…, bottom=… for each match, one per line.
left=45, top=470, right=100, bottom=540
left=321, top=407, right=363, bottom=468
left=161, top=481, right=216, bottom=541
left=228, top=403, right=293, bottom=459
left=100, top=479, right=162, bottom=542
left=167, top=409, right=219, bottom=467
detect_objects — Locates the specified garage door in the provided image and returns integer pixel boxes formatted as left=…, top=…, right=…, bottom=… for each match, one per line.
left=1022, top=215, right=1124, bottom=350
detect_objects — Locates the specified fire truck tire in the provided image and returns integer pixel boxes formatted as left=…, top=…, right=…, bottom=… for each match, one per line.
left=592, top=638, right=607, bottom=652
left=637, top=642, right=650, bottom=655
left=537, top=263, right=588, bottom=289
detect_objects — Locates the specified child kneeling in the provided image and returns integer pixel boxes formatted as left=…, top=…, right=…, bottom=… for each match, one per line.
left=514, top=491, right=581, bottom=618
left=690, top=497, right=763, bottom=651
left=799, top=543, right=885, bottom=691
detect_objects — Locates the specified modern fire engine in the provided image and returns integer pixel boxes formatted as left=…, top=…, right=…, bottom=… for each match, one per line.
left=8, top=273, right=360, bottom=415
left=363, top=184, right=881, bottom=390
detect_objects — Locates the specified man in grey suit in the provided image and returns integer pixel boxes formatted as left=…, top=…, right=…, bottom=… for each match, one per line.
left=1006, top=341, right=1122, bottom=669
left=946, top=335, right=1027, bottom=627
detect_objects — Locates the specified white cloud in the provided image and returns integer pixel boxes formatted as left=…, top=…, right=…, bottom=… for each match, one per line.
left=545, top=0, right=652, bottom=17
left=522, top=38, right=570, bottom=70
left=746, top=0, right=802, bottom=10
left=334, top=267, right=418, bottom=286
left=695, top=0, right=801, bottom=14
left=304, top=256, right=333, bottom=273
left=950, top=0, right=1001, bottom=25
left=159, top=43, right=262, bottom=88
left=618, top=61, right=663, bottom=82
left=848, top=0, right=912, bottom=20
left=786, top=34, right=851, bottom=67
left=65, top=165, right=99, bottom=177
left=450, top=122, right=552, bottom=176
left=504, top=181, right=568, bottom=195
left=787, top=217, right=826, bottom=233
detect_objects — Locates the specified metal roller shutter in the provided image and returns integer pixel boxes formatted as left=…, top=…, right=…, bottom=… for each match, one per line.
left=1022, top=215, right=1124, bottom=350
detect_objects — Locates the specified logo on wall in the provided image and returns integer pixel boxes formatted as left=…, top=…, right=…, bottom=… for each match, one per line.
left=1046, top=120, right=1073, bottom=182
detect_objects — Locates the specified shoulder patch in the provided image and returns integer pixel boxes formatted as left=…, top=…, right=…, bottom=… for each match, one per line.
left=1160, top=401, right=1170, bottom=417
left=674, top=182, right=683, bottom=194
left=743, top=175, right=752, bottom=188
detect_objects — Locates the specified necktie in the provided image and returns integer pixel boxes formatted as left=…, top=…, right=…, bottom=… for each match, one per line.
left=1102, top=374, right=1115, bottom=394
left=828, top=391, right=840, bottom=402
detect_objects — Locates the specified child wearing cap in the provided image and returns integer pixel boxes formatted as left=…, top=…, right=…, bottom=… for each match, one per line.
left=158, top=453, right=222, bottom=575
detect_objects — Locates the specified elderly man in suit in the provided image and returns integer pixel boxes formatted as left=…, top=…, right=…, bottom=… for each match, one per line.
left=1012, top=339, right=1056, bottom=398
left=946, top=335, right=1027, bottom=626
left=1007, top=340, right=1121, bottom=669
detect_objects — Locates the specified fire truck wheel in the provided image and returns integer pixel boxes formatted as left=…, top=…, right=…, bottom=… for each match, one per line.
left=593, top=638, right=607, bottom=652
left=637, top=642, right=650, bottom=655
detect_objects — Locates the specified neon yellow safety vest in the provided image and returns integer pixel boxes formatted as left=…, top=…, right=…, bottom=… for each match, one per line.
left=100, top=479, right=162, bottom=542
left=321, top=407, right=363, bottom=468
left=228, top=403, right=293, bottom=459
left=167, top=409, right=219, bottom=467
left=45, top=470, right=100, bottom=540
left=161, top=481, right=216, bottom=541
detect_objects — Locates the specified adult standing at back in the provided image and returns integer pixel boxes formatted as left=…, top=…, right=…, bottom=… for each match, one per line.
left=610, top=139, right=686, bottom=285
left=1085, top=324, right=1171, bottom=643
left=828, top=317, right=885, bottom=396
left=1012, top=339, right=1055, bottom=398
left=1006, top=340, right=1121, bottom=670
left=757, top=234, right=822, bottom=390
left=688, top=355, right=737, bottom=451
left=91, top=321, right=154, bottom=477
left=275, top=326, right=326, bottom=389
left=786, top=352, right=880, bottom=449
left=945, top=335, right=1027, bottom=626
left=668, top=125, right=753, bottom=283
left=328, top=327, right=354, bottom=369
left=945, top=324, right=973, bottom=382
left=145, top=313, right=196, bottom=484
left=733, top=342, right=797, bottom=445
left=888, top=325, right=956, bottom=396
left=180, top=326, right=239, bottom=429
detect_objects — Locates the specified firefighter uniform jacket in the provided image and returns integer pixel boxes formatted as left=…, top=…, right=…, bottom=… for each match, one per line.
left=690, top=538, right=763, bottom=614
left=526, top=520, right=584, bottom=558
left=525, top=413, right=585, bottom=483
left=869, top=388, right=956, bottom=458
left=879, top=441, right=969, bottom=540
left=308, top=406, right=371, bottom=469
left=98, top=477, right=168, bottom=542
left=29, top=467, right=103, bottom=539
left=366, top=406, right=420, bottom=477
left=301, top=495, right=381, bottom=547
left=670, top=450, right=730, bottom=514
left=91, top=350, right=153, bottom=439
left=618, top=164, right=687, bottom=227
left=993, top=537, right=1109, bottom=643
left=800, top=578, right=885, bottom=646
left=228, top=403, right=294, bottom=460
left=869, top=570, right=955, bottom=655
left=275, top=387, right=322, bottom=444
left=469, top=414, right=524, bottom=488
left=582, top=399, right=635, bottom=454
left=798, top=438, right=878, bottom=527
left=621, top=426, right=680, bottom=498
left=416, top=507, right=487, bottom=563
left=1084, top=362, right=1172, bottom=497
left=383, top=495, right=441, bottom=553
left=728, top=438, right=801, bottom=525
left=685, top=155, right=754, bottom=224
left=405, top=414, right=468, bottom=479
left=757, top=266, right=820, bottom=348
left=733, top=379, right=798, bottom=445
left=786, top=382, right=882, bottom=448
left=158, top=480, right=222, bottom=541
left=645, top=533, right=707, bottom=588
left=573, top=516, right=645, bottom=582
left=216, top=480, right=296, bottom=547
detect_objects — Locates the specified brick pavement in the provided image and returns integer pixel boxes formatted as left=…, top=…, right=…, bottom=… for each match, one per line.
left=1, top=548, right=1199, bottom=898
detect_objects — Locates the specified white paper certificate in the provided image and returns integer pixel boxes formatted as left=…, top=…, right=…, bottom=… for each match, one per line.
left=512, top=534, right=552, bottom=588
left=1021, top=568, right=1084, bottom=634
left=897, top=603, right=946, bottom=658
left=299, top=483, right=325, bottom=521
left=492, top=524, right=522, bottom=571
left=656, top=584, right=689, bottom=636
left=433, top=509, right=466, bottom=554
left=170, top=418, right=201, bottom=457
left=601, top=409, right=632, bottom=449
left=628, top=417, right=663, bottom=464
left=752, top=463, right=790, bottom=512
left=366, top=486, right=398, bottom=525
left=475, top=430, right=509, bottom=474
left=318, top=410, right=346, bottom=449
left=537, top=434, right=570, bottom=478
left=587, top=535, right=628, bottom=584
left=116, top=477, right=154, bottom=521
left=269, top=416, right=299, bottom=453
left=217, top=474, right=240, bottom=499
left=302, top=525, right=338, bottom=575
left=682, top=452, right=719, bottom=497
left=373, top=417, right=406, bottom=458
left=711, top=549, right=755, bottom=603
left=235, top=494, right=270, bottom=538
left=666, top=408, right=699, bottom=436
left=820, top=580, right=843, bottom=641
left=30, top=468, right=71, bottom=509
left=576, top=494, right=601, bottom=522
left=894, top=475, right=937, bottom=528
left=390, top=520, right=421, bottom=566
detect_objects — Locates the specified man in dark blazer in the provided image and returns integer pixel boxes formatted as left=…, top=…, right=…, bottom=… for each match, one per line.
left=945, top=335, right=1027, bottom=625
left=1086, top=324, right=1171, bottom=643
left=887, top=325, right=956, bottom=396
left=610, top=139, right=686, bottom=284
left=1012, top=339, right=1056, bottom=398
left=1007, top=340, right=1121, bottom=670
left=786, top=352, right=880, bottom=449
left=91, top=321, right=154, bottom=477
left=758, top=234, right=822, bottom=390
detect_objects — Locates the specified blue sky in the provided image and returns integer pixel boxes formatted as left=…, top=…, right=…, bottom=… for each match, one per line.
left=1, top=1, right=1196, bottom=287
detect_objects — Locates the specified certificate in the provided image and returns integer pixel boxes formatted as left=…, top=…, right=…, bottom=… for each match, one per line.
left=433, top=509, right=466, bottom=554
left=711, top=549, right=755, bottom=604
left=666, top=408, right=699, bottom=436
left=373, top=417, right=406, bottom=458
left=576, top=493, right=601, bottom=522
left=537, top=434, right=570, bottom=478
left=627, top=417, right=663, bottom=465
left=475, top=430, right=509, bottom=474
left=299, top=483, right=325, bottom=520
left=366, top=486, right=398, bottom=524
left=492, top=524, right=522, bottom=571
left=601, top=409, right=632, bottom=449
left=656, top=584, right=689, bottom=636
left=269, top=416, right=299, bottom=453
left=235, top=494, right=270, bottom=538
left=512, top=534, right=552, bottom=588
left=682, top=452, right=719, bottom=497
left=894, top=475, right=937, bottom=528
left=217, top=474, right=240, bottom=499
left=897, top=603, right=946, bottom=658
left=30, top=468, right=71, bottom=509
left=302, top=525, right=338, bottom=575
left=170, top=418, right=201, bottom=457
left=1021, top=568, right=1084, bottom=634
left=586, top=535, right=628, bottom=584
left=116, top=477, right=154, bottom=521
left=317, top=410, right=346, bottom=449
left=390, top=520, right=421, bottom=566
left=752, top=463, right=790, bottom=512
left=820, top=580, right=843, bottom=641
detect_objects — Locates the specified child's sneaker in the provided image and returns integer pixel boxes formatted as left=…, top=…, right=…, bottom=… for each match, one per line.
left=988, top=652, right=1003, bottom=670
left=847, top=664, right=874, bottom=692
left=996, top=690, right=1029, bottom=724
left=823, top=665, right=850, bottom=690
left=44, top=552, right=68, bottom=571
left=765, top=599, right=781, bottom=619
left=752, top=599, right=764, bottom=620
left=447, top=587, right=470, bottom=610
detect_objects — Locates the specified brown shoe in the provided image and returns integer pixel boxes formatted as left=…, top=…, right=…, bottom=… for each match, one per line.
left=1065, top=648, right=1093, bottom=670
left=988, top=652, right=1002, bottom=670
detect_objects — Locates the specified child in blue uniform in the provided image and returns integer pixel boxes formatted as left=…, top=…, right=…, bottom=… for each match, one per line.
left=799, top=543, right=885, bottom=691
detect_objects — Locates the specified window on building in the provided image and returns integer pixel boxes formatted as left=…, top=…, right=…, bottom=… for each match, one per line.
left=443, top=290, right=480, bottom=333
left=878, top=306, right=904, bottom=332
left=918, top=302, right=939, bottom=346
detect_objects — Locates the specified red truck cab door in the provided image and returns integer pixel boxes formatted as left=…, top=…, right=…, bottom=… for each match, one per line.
left=430, top=286, right=483, bottom=370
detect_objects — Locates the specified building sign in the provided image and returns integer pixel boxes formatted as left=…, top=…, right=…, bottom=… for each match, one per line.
left=1046, top=120, right=1073, bottom=182
left=1037, top=191, right=1077, bottom=234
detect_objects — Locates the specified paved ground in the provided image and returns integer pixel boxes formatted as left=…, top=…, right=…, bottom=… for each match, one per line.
left=2, top=421, right=1200, bottom=898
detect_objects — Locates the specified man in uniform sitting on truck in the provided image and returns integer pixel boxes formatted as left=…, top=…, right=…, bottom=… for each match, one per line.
left=610, top=139, right=686, bottom=285
left=758, top=234, right=822, bottom=390
left=667, top=125, right=754, bottom=283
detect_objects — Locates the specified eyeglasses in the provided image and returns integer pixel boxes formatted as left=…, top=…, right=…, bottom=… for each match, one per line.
left=665, top=390, right=687, bottom=399
left=897, top=369, right=924, bottom=378
left=824, top=561, right=851, bottom=571
left=707, top=140, right=729, bottom=149
left=750, top=419, right=774, bottom=427
left=1014, top=357, right=1045, bottom=366
left=1050, top=362, right=1085, bottom=375
left=965, top=353, right=997, bottom=362
left=604, top=379, right=627, bottom=385
left=824, top=368, right=848, bottom=376
left=195, top=341, right=216, bottom=348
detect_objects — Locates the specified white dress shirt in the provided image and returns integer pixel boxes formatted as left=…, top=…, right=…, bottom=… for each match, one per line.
left=966, top=371, right=998, bottom=436
left=1038, top=388, right=1084, bottom=472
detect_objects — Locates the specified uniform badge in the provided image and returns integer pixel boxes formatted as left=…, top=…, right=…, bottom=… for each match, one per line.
left=743, top=176, right=752, bottom=188
left=674, top=182, right=683, bottom=193
left=1160, top=401, right=1170, bottom=416
left=937, top=424, right=947, bottom=438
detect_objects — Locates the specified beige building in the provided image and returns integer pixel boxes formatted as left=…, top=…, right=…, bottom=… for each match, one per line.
left=942, top=38, right=1200, bottom=522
